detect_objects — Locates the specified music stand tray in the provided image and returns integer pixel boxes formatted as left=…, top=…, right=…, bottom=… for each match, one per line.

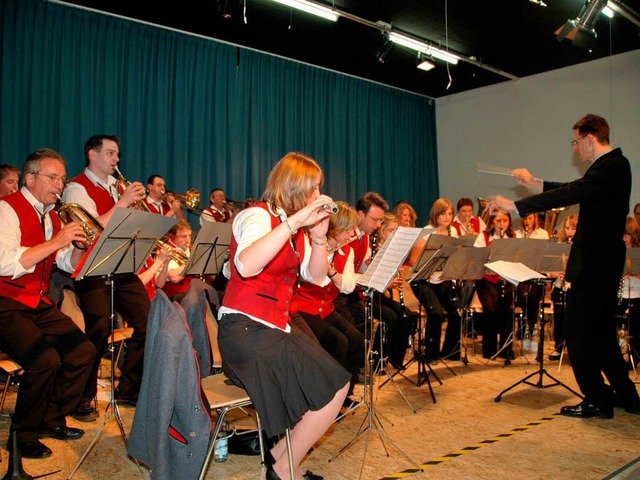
left=181, top=221, right=232, bottom=278
left=69, top=208, right=175, bottom=479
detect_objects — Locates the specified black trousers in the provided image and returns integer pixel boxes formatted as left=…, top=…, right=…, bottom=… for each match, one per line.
left=0, top=298, right=96, bottom=442
left=565, top=283, right=638, bottom=408
left=475, top=279, right=514, bottom=358
left=73, top=273, right=150, bottom=398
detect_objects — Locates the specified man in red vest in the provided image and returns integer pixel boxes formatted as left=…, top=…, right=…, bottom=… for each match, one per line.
left=0, top=149, right=96, bottom=459
left=62, top=134, right=152, bottom=421
left=143, top=174, right=184, bottom=219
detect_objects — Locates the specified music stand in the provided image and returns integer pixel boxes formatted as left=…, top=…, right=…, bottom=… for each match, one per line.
left=490, top=241, right=583, bottom=403
left=68, top=208, right=176, bottom=479
left=440, top=246, right=490, bottom=365
left=180, top=221, right=232, bottom=279
left=329, top=227, right=423, bottom=479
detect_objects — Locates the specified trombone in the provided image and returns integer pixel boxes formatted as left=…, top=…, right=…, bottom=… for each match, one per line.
left=164, top=189, right=201, bottom=211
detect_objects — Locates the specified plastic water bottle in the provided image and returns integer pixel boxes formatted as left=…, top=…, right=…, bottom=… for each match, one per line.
left=213, top=420, right=229, bottom=463
left=531, top=324, right=539, bottom=354
left=523, top=326, right=531, bottom=352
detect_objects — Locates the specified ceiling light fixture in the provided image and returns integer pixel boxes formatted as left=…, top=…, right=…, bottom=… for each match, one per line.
left=555, top=0, right=608, bottom=48
left=416, top=53, right=435, bottom=71
left=375, top=34, right=394, bottom=64
left=271, top=0, right=338, bottom=22
left=388, top=32, right=459, bottom=65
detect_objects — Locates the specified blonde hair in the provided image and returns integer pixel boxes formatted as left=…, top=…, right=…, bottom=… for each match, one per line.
left=558, top=214, right=578, bottom=243
left=327, top=201, right=358, bottom=240
left=262, top=152, right=324, bottom=216
left=393, top=202, right=417, bottom=227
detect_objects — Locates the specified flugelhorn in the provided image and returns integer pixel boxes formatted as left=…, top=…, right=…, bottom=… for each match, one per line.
left=113, top=165, right=152, bottom=212
left=165, top=189, right=201, bottom=211
left=55, top=194, right=104, bottom=250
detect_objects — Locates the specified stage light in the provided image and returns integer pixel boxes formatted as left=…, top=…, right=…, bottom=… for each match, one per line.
left=388, top=32, right=459, bottom=65
left=555, top=0, right=608, bottom=49
left=416, top=54, right=435, bottom=71
left=376, top=34, right=393, bottom=64
left=270, top=0, right=338, bottom=22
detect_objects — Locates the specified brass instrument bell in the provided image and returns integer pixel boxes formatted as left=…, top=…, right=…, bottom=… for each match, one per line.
left=55, top=194, right=104, bottom=250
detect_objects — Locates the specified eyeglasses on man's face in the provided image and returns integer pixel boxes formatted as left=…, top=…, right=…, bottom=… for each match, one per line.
left=365, top=213, right=384, bottom=224
left=33, top=172, right=68, bottom=185
left=571, top=135, right=588, bottom=146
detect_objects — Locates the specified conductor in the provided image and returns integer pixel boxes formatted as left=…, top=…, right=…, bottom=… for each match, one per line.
left=490, top=113, right=640, bottom=418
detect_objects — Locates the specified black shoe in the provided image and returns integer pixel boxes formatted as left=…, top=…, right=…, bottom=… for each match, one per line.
left=72, top=396, right=99, bottom=422
left=115, top=390, right=139, bottom=406
left=8, top=439, right=52, bottom=459
left=559, top=401, right=614, bottom=419
left=613, top=392, right=640, bottom=414
left=38, top=426, right=84, bottom=440
left=265, top=464, right=281, bottom=480
left=263, top=450, right=276, bottom=466
left=303, top=471, right=324, bottom=480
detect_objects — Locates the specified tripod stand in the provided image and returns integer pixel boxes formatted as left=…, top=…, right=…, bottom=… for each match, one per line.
left=495, top=289, right=583, bottom=402
left=68, top=208, right=174, bottom=479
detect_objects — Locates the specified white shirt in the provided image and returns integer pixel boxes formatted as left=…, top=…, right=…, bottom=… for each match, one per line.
left=0, top=187, right=74, bottom=278
left=515, top=228, right=550, bottom=240
left=330, top=247, right=356, bottom=294
left=63, top=168, right=118, bottom=218
left=422, top=228, right=458, bottom=284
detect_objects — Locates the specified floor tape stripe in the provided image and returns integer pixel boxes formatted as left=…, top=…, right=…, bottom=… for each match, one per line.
left=377, top=414, right=560, bottom=480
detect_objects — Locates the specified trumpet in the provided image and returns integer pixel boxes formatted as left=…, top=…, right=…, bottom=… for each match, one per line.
left=113, top=166, right=152, bottom=212
left=155, top=239, right=189, bottom=266
left=165, top=189, right=201, bottom=211
left=55, top=194, right=104, bottom=250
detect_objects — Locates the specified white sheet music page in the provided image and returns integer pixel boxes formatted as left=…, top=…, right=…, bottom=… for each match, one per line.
left=484, top=260, right=545, bottom=285
left=357, top=227, right=423, bottom=292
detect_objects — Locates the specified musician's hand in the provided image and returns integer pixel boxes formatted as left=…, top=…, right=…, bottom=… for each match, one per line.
left=56, top=222, right=87, bottom=248
left=156, top=244, right=171, bottom=263
left=487, top=194, right=516, bottom=213
left=512, top=168, right=543, bottom=191
left=120, top=181, right=146, bottom=207
left=291, top=195, right=333, bottom=237
left=389, top=276, right=404, bottom=290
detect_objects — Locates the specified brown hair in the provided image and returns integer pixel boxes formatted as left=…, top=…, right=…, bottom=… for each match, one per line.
left=262, top=152, right=324, bottom=216
left=428, top=198, right=454, bottom=227
left=624, top=216, right=640, bottom=247
left=327, top=201, right=358, bottom=240
left=573, top=114, right=610, bottom=145
left=393, top=201, right=417, bottom=227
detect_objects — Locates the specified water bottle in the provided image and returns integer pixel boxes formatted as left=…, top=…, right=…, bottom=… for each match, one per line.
left=213, top=420, right=229, bottom=463
left=618, top=325, right=627, bottom=350
left=523, top=326, right=531, bottom=352
left=531, top=324, right=539, bottom=354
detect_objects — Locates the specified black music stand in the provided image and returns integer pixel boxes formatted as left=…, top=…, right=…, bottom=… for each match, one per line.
left=68, top=208, right=176, bottom=479
left=180, top=221, right=232, bottom=279
left=329, top=227, right=423, bottom=479
left=490, top=241, right=583, bottom=403
left=439, top=246, right=490, bottom=365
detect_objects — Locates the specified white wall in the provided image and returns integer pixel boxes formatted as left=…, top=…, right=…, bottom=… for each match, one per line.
left=436, top=49, right=640, bottom=223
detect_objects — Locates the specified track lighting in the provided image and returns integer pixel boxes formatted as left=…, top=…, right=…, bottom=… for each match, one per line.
left=416, top=53, right=435, bottom=71
left=388, top=32, right=459, bottom=65
left=271, top=0, right=338, bottom=22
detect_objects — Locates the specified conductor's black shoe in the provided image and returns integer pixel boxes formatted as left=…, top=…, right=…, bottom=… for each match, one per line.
left=114, top=390, right=139, bottom=406
left=9, top=439, right=52, bottom=459
left=72, top=396, right=99, bottom=422
left=613, top=393, right=640, bottom=414
left=559, top=401, right=613, bottom=419
left=303, top=471, right=324, bottom=480
left=38, top=426, right=84, bottom=440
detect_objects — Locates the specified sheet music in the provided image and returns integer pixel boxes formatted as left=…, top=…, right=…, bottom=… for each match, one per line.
left=357, top=226, right=423, bottom=293
left=484, top=260, right=546, bottom=286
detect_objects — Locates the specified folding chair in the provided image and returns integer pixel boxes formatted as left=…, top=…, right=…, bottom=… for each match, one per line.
left=0, top=353, right=22, bottom=416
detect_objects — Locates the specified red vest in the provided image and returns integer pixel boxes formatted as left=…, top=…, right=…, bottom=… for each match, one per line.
left=222, top=203, right=304, bottom=329
left=292, top=245, right=352, bottom=319
left=351, top=233, right=370, bottom=274
left=452, top=217, right=481, bottom=236
left=144, top=198, right=170, bottom=215
left=202, top=207, right=229, bottom=223
left=70, top=172, right=115, bottom=215
left=0, top=192, right=61, bottom=307
left=483, top=230, right=514, bottom=284
left=161, top=274, right=192, bottom=299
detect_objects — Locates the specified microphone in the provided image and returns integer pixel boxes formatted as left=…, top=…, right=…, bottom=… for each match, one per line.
left=320, top=203, right=339, bottom=214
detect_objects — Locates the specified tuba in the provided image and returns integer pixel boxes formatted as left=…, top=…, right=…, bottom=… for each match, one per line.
left=55, top=194, right=104, bottom=250
left=166, top=189, right=201, bottom=211
left=113, top=166, right=152, bottom=212
left=543, top=207, right=566, bottom=238
left=477, top=197, right=492, bottom=226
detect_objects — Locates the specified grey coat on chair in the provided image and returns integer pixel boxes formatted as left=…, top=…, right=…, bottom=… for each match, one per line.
left=128, top=290, right=212, bottom=480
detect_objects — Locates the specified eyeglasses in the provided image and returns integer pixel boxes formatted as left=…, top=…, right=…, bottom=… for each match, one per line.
left=366, top=213, right=384, bottom=223
left=32, top=173, right=68, bottom=185
left=571, top=135, right=588, bottom=146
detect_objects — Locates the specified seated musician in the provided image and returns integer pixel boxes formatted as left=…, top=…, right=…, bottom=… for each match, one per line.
left=292, top=201, right=365, bottom=402
left=0, top=163, right=20, bottom=198
left=452, top=197, right=486, bottom=237
left=473, top=209, right=517, bottom=359
left=138, top=243, right=170, bottom=302
left=161, top=219, right=192, bottom=302
left=618, top=216, right=640, bottom=367
left=393, top=201, right=418, bottom=227
left=407, top=198, right=463, bottom=360
left=143, top=174, right=185, bottom=219
left=200, top=187, right=235, bottom=225
left=0, top=148, right=96, bottom=459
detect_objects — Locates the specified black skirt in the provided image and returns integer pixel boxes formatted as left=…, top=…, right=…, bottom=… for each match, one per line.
left=218, top=313, right=351, bottom=437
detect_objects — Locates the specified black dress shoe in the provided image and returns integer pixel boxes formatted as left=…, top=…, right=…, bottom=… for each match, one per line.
left=38, top=426, right=84, bottom=440
left=613, top=393, right=640, bottom=414
left=560, top=401, right=614, bottom=419
left=263, top=450, right=276, bottom=466
left=114, top=390, right=139, bottom=406
left=72, top=396, right=99, bottom=422
left=303, top=470, right=324, bottom=480
left=11, top=440, right=53, bottom=459
left=265, top=464, right=282, bottom=480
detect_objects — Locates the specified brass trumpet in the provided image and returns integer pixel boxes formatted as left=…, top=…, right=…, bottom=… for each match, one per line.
left=155, top=238, right=189, bottom=265
left=165, top=189, right=201, bottom=211
left=55, top=194, right=104, bottom=250
left=113, top=165, right=152, bottom=212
